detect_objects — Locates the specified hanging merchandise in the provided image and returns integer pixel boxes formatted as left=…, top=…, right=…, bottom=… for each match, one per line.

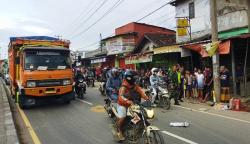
left=203, top=41, right=220, bottom=57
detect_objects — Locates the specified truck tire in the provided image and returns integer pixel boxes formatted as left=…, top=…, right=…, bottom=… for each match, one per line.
left=64, top=100, right=71, bottom=104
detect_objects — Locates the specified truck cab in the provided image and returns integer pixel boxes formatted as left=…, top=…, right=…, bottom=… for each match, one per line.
left=8, top=36, right=74, bottom=108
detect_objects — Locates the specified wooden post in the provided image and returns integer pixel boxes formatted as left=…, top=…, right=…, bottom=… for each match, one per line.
left=210, top=0, right=220, bottom=102
left=231, top=41, right=237, bottom=97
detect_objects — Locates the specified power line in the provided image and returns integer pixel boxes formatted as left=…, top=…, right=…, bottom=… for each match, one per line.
left=156, top=16, right=175, bottom=25
left=136, top=1, right=172, bottom=22
left=129, top=0, right=166, bottom=21
left=68, top=0, right=108, bottom=36
left=137, top=0, right=205, bottom=23
left=146, top=11, right=174, bottom=24
left=67, top=0, right=97, bottom=28
left=71, top=0, right=124, bottom=40
left=77, top=33, right=115, bottom=50
left=62, top=0, right=98, bottom=36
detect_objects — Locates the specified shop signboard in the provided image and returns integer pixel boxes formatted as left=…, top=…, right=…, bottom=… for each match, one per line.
left=125, top=53, right=152, bottom=64
left=106, top=37, right=135, bottom=55
left=91, top=57, right=106, bottom=64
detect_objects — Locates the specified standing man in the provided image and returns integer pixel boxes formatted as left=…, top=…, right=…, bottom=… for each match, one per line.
left=177, top=65, right=184, bottom=102
left=170, top=65, right=180, bottom=105
left=220, top=66, right=230, bottom=101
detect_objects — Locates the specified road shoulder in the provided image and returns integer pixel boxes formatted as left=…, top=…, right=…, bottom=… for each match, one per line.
left=0, top=78, right=19, bottom=144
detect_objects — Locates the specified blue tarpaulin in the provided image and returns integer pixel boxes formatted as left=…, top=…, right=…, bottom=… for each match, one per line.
left=10, top=36, right=59, bottom=42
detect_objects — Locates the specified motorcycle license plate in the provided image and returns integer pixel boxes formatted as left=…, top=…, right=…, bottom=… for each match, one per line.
left=79, top=83, right=84, bottom=86
left=131, top=113, right=141, bottom=124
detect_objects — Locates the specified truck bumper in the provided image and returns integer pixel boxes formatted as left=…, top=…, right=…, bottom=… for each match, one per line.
left=19, top=86, right=74, bottom=107
left=24, top=85, right=73, bottom=97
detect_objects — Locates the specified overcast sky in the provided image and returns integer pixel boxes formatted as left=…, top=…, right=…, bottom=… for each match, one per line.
left=0, top=0, right=175, bottom=59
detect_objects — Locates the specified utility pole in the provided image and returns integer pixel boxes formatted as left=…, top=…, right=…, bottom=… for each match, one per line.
left=244, top=0, right=250, bottom=97
left=210, top=0, right=220, bottom=103
left=248, top=0, right=250, bottom=31
left=100, top=33, right=103, bottom=52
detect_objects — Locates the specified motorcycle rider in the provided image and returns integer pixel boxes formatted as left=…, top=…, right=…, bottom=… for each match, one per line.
left=106, top=68, right=122, bottom=102
left=116, top=70, right=149, bottom=140
left=86, top=68, right=95, bottom=87
left=150, top=68, right=160, bottom=106
left=74, top=69, right=86, bottom=97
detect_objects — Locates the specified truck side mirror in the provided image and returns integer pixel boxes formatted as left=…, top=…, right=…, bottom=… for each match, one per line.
left=15, top=57, right=20, bottom=64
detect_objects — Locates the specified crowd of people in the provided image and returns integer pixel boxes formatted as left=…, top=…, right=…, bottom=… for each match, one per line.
left=72, top=64, right=233, bottom=140
left=73, top=64, right=232, bottom=104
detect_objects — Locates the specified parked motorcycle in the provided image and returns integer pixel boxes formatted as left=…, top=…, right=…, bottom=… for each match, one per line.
left=99, top=81, right=106, bottom=96
left=104, top=99, right=164, bottom=144
left=76, top=78, right=86, bottom=99
left=146, top=82, right=171, bottom=110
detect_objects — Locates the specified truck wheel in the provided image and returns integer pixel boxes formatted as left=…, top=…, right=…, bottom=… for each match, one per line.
left=64, top=100, right=71, bottom=104
left=18, top=94, right=27, bottom=109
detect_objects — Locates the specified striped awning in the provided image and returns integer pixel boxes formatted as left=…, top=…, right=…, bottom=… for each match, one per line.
left=153, top=45, right=181, bottom=54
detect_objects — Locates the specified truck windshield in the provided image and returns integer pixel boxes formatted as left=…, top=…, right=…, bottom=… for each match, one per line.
left=24, top=50, right=71, bottom=70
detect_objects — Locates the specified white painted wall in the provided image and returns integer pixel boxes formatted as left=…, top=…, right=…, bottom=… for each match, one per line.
left=175, top=0, right=211, bottom=43
left=175, top=0, right=248, bottom=43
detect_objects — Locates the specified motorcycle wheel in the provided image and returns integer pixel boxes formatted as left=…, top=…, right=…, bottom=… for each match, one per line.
left=160, top=97, right=171, bottom=110
left=79, top=89, right=84, bottom=99
left=141, top=130, right=164, bottom=144
left=124, top=122, right=142, bottom=144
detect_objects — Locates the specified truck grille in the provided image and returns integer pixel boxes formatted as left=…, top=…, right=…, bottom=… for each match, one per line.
left=36, top=79, right=63, bottom=87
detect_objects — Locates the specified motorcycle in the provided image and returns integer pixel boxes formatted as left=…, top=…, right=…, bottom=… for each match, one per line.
left=87, top=76, right=95, bottom=87
left=75, top=78, right=86, bottom=99
left=146, top=82, right=171, bottom=110
left=104, top=99, right=164, bottom=144
left=99, top=81, right=106, bottom=96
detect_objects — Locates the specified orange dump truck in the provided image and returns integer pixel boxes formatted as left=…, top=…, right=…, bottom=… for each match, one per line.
left=8, top=36, right=74, bottom=108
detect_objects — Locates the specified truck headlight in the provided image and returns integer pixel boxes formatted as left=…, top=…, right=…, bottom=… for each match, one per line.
left=63, top=79, right=71, bottom=85
left=27, top=81, right=36, bottom=87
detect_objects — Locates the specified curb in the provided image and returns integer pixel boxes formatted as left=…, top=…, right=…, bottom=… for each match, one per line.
left=0, top=79, right=19, bottom=144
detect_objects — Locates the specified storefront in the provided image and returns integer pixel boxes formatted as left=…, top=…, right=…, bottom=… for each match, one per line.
left=182, top=36, right=250, bottom=97
left=152, top=45, right=182, bottom=70
left=90, top=57, right=107, bottom=67
left=125, top=53, right=153, bottom=70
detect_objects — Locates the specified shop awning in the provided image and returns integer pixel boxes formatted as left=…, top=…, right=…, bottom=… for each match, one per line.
left=153, top=45, right=181, bottom=54
left=183, top=40, right=230, bottom=57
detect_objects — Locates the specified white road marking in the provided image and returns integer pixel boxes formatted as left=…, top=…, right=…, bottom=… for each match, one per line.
left=162, top=131, right=198, bottom=144
left=173, top=105, right=250, bottom=124
left=76, top=98, right=94, bottom=106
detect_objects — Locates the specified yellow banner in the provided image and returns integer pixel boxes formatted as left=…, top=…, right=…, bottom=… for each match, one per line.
left=177, top=19, right=189, bottom=27
left=177, top=28, right=188, bottom=36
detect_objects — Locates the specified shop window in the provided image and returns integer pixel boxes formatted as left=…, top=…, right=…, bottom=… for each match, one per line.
left=189, top=2, right=195, bottom=19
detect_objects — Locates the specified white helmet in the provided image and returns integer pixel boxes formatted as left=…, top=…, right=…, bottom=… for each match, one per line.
left=151, top=68, right=159, bottom=74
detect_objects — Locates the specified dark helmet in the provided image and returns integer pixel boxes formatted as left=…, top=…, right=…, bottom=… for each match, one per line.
left=111, top=68, right=119, bottom=77
left=124, top=70, right=137, bottom=85
left=76, top=69, right=81, bottom=75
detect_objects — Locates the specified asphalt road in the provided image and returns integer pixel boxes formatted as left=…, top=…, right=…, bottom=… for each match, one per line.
left=8, top=85, right=250, bottom=144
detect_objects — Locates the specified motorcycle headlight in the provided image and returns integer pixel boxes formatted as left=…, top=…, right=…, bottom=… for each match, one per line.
left=146, top=109, right=154, bottom=119
left=78, top=78, right=84, bottom=83
left=27, top=81, right=36, bottom=88
left=63, top=79, right=71, bottom=85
